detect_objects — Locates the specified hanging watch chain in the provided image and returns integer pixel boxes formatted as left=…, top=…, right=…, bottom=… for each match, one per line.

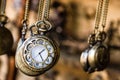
left=35, top=0, right=52, bottom=33
left=80, top=0, right=110, bottom=73
left=21, top=0, right=30, bottom=41
left=88, top=0, right=109, bottom=44
left=95, top=0, right=110, bottom=42
left=88, top=0, right=104, bottom=45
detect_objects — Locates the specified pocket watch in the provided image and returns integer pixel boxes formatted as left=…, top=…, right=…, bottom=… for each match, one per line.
left=80, top=33, right=97, bottom=73
left=15, top=22, right=60, bottom=76
left=0, top=15, right=13, bottom=55
left=88, top=42, right=109, bottom=71
left=80, top=48, right=90, bottom=72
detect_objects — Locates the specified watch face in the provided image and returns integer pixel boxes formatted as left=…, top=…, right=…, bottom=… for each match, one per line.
left=23, top=37, right=55, bottom=70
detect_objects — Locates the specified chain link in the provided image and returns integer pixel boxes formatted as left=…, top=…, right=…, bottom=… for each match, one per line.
left=94, top=0, right=110, bottom=33
left=37, top=0, right=50, bottom=20
left=24, top=0, right=30, bottom=22
left=37, top=0, right=44, bottom=20
left=101, top=0, right=110, bottom=31
left=94, top=0, right=104, bottom=33
left=22, top=0, right=30, bottom=41
left=0, top=0, right=6, bottom=15
left=36, top=0, right=51, bottom=32
left=43, top=0, right=50, bottom=19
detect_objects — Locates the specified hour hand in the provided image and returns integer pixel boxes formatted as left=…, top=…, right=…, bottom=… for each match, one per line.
left=39, top=49, right=45, bottom=61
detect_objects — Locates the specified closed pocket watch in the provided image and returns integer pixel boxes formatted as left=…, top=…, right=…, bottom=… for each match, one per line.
left=80, top=48, right=90, bottom=72
left=15, top=21, right=60, bottom=76
left=88, top=32, right=109, bottom=71
left=0, top=15, right=13, bottom=55
left=80, top=33, right=96, bottom=73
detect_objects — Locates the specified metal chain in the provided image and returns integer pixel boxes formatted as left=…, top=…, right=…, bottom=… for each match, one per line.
left=36, top=0, right=52, bottom=32
left=101, top=0, right=110, bottom=31
left=0, top=0, right=6, bottom=15
left=89, top=0, right=110, bottom=44
left=22, top=0, right=30, bottom=41
left=23, top=0, right=30, bottom=22
left=37, top=0, right=44, bottom=20
left=94, top=0, right=110, bottom=32
left=94, top=0, right=104, bottom=33
left=43, top=0, right=50, bottom=19
left=37, top=0, right=50, bottom=20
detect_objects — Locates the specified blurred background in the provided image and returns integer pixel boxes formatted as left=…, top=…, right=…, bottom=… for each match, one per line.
left=0, top=0, right=120, bottom=80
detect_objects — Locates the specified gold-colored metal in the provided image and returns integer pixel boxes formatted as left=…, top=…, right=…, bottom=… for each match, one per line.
left=21, top=0, right=30, bottom=41
left=16, top=0, right=60, bottom=76
left=15, top=44, right=44, bottom=76
left=80, top=0, right=110, bottom=73
left=80, top=48, right=90, bottom=72
left=0, top=15, right=8, bottom=23
left=95, top=31, right=106, bottom=42
left=35, top=19, right=52, bottom=32
left=0, top=0, right=6, bottom=15
left=16, top=36, right=59, bottom=76
left=88, top=33, right=96, bottom=45
left=88, top=0, right=110, bottom=72
left=15, top=0, right=31, bottom=75
left=37, top=0, right=51, bottom=32
left=0, top=0, right=13, bottom=55
left=88, top=43, right=109, bottom=71
left=37, top=0, right=50, bottom=21
left=16, top=25, right=60, bottom=76
left=101, top=0, right=110, bottom=31
left=94, top=0, right=104, bottom=33
left=43, top=0, right=50, bottom=19
left=94, top=0, right=109, bottom=33
left=24, top=0, right=30, bottom=22
left=37, top=0, right=44, bottom=21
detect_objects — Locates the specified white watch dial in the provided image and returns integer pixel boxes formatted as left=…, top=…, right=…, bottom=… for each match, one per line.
left=31, top=45, right=48, bottom=63
left=23, top=38, right=56, bottom=69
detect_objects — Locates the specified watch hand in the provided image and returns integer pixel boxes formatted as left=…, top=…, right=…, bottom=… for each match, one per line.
left=39, top=49, right=45, bottom=55
left=39, top=49, right=45, bottom=61
left=39, top=54, right=44, bottom=61
left=33, top=49, right=45, bottom=59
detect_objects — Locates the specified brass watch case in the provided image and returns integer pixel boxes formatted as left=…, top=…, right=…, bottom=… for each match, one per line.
left=0, top=23, right=13, bottom=55
left=15, top=35, right=60, bottom=76
left=88, top=42, right=109, bottom=71
left=80, top=48, right=95, bottom=73
left=80, top=49, right=90, bottom=72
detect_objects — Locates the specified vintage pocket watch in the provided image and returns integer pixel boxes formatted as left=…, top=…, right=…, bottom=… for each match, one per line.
left=15, top=21, right=60, bottom=76
left=88, top=32, right=109, bottom=71
left=80, top=48, right=90, bottom=72
left=0, top=15, right=13, bottom=55
left=16, top=0, right=60, bottom=76
left=80, top=0, right=110, bottom=73
left=88, top=42, right=109, bottom=71
left=80, top=34, right=96, bottom=73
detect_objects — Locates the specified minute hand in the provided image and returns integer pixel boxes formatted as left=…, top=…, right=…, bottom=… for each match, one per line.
left=33, top=49, right=45, bottom=59
left=39, top=49, right=45, bottom=55
left=39, top=49, right=45, bottom=61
